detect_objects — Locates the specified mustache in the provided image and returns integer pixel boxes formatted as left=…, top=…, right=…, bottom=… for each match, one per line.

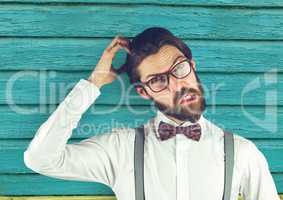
left=174, top=87, right=201, bottom=104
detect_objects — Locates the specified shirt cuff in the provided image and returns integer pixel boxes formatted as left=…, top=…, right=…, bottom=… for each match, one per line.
left=61, top=79, right=101, bottom=115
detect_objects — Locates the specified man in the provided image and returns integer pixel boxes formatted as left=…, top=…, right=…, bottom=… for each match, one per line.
left=24, top=27, right=280, bottom=200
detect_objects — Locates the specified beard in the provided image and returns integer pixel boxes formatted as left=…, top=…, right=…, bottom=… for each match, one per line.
left=152, top=72, right=206, bottom=123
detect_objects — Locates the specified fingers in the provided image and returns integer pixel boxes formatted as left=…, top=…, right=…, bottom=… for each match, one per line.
left=91, top=35, right=130, bottom=86
left=106, top=35, right=120, bottom=51
left=105, top=35, right=131, bottom=56
left=118, top=36, right=131, bottom=53
left=110, top=65, right=118, bottom=77
left=107, top=35, right=130, bottom=51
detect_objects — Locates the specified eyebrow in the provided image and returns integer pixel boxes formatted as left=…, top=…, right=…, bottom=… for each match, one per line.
left=145, top=55, right=185, bottom=81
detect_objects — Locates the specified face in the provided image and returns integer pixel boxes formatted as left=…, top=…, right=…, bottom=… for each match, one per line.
left=136, top=45, right=206, bottom=124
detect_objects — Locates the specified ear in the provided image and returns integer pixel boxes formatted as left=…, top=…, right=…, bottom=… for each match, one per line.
left=135, top=86, right=151, bottom=100
left=190, top=59, right=196, bottom=71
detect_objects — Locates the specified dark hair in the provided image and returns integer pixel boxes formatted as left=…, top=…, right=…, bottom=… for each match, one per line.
left=116, top=27, right=193, bottom=86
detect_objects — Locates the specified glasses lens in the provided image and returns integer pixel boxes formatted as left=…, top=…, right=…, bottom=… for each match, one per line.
left=171, top=60, right=191, bottom=78
left=148, top=74, right=168, bottom=92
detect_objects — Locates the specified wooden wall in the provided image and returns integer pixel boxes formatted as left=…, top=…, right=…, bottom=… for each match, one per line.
left=0, top=0, right=282, bottom=198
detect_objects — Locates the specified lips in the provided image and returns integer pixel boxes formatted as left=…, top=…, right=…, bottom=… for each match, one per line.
left=179, top=93, right=197, bottom=104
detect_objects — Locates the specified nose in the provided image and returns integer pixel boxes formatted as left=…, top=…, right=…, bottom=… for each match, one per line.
left=167, top=75, right=188, bottom=93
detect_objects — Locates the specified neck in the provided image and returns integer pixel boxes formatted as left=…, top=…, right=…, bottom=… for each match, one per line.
left=165, top=114, right=187, bottom=126
left=164, top=113, right=201, bottom=126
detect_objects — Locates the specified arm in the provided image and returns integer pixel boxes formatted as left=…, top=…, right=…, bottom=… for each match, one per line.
left=240, top=141, right=280, bottom=200
left=24, top=36, right=131, bottom=188
left=24, top=79, right=117, bottom=186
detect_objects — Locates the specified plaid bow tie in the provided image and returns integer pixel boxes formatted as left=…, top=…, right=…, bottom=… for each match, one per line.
left=157, top=121, right=202, bottom=141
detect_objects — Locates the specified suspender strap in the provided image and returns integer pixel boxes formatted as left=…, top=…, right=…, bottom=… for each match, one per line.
left=134, top=125, right=145, bottom=200
left=134, top=126, right=234, bottom=200
left=223, top=131, right=235, bottom=200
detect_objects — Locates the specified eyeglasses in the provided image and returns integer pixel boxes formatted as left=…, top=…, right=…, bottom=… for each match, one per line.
left=139, top=58, right=192, bottom=93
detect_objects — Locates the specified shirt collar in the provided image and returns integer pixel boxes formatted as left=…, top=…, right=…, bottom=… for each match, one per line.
left=152, top=109, right=207, bottom=141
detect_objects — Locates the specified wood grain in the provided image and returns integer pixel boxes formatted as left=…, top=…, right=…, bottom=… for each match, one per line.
left=0, top=5, right=283, bottom=39
left=1, top=39, right=282, bottom=72
left=2, top=0, right=283, bottom=6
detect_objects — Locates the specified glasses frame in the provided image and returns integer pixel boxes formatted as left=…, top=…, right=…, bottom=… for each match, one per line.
left=138, top=58, right=192, bottom=93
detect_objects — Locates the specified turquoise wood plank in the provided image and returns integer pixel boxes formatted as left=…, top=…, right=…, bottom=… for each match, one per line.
left=0, top=174, right=282, bottom=195
left=0, top=105, right=282, bottom=139
left=0, top=174, right=113, bottom=195
left=1, top=0, right=283, bottom=7
left=0, top=197, right=117, bottom=200
left=274, top=174, right=283, bottom=193
left=0, top=139, right=282, bottom=173
left=1, top=71, right=281, bottom=105
left=1, top=39, right=282, bottom=72
left=0, top=5, right=283, bottom=39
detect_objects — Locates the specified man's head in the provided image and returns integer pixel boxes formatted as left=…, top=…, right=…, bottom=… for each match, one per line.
left=118, top=27, right=206, bottom=124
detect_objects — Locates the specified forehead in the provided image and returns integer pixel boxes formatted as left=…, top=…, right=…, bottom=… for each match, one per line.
left=138, top=45, right=184, bottom=82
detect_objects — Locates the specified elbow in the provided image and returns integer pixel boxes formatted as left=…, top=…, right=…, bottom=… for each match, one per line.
left=24, top=150, right=52, bottom=173
left=24, top=150, right=40, bottom=172
left=24, top=149, right=64, bottom=174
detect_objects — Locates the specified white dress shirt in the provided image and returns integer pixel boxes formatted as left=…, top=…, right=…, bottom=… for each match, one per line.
left=24, top=79, right=280, bottom=200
